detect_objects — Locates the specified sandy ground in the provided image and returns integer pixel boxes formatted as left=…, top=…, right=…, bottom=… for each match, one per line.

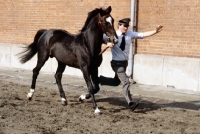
left=0, top=77, right=200, bottom=134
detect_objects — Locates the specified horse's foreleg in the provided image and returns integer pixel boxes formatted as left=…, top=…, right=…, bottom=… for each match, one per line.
left=90, top=67, right=100, bottom=93
left=79, top=67, right=100, bottom=100
left=79, top=66, right=100, bottom=115
left=55, top=62, right=67, bottom=105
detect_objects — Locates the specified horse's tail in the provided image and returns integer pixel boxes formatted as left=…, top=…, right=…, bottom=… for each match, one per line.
left=17, top=29, right=47, bottom=64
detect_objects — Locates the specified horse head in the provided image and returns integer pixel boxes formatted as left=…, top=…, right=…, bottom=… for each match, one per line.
left=98, top=6, right=118, bottom=44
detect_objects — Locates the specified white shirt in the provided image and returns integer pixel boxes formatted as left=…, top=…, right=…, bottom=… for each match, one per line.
left=104, top=30, right=144, bottom=61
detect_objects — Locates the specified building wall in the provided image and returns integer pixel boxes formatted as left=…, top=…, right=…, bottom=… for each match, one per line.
left=137, top=0, right=200, bottom=58
left=0, top=0, right=131, bottom=45
left=1, top=0, right=199, bottom=58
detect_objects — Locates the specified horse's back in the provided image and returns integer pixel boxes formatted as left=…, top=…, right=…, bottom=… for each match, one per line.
left=43, top=29, right=73, bottom=41
left=41, top=29, right=80, bottom=68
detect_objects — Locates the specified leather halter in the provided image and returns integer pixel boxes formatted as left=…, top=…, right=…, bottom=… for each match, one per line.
left=98, top=14, right=112, bottom=56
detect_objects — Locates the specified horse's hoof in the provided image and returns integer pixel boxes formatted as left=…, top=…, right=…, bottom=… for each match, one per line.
left=78, top=97, right=83, bottom=102
left=61, top=101, right=67, bottom=106
left=61, top=98, right=67, bottom=105
left=94, top=112, right=100, bottom=115
left=94, top=107, right=101, bottom=115
left=78, top=94, right=86, bottom=102
left=27, top=95, right=32, bottom=100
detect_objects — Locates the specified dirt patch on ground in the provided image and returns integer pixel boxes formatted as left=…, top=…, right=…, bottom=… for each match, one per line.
left=0, top=79, right=200, bottom=134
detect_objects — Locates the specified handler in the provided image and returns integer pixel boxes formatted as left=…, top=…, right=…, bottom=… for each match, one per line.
left=100, top=18, right=163, bottom=111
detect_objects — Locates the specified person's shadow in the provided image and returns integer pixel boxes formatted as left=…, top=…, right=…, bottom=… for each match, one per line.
left=95, top=96, right=161, bottom=114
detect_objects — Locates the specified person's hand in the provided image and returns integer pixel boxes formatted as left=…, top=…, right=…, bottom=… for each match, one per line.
left=107, top=42, right=114, bottom=48
left=156, top=25, right=163, bottom=33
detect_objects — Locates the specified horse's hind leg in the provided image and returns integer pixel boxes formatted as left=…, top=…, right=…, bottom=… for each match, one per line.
left=27, top=52, right=49, bottom=100
left=54, top=62, right=67, bottom=105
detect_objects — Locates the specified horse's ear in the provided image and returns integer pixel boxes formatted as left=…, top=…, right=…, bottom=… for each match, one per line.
left=105, top=6, right=112, bottom=14
left=100, top=6, right=112, bottom=16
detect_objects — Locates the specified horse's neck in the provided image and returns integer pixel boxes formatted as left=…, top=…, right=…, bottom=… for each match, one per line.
left=83, top=28, right=103, bottom=55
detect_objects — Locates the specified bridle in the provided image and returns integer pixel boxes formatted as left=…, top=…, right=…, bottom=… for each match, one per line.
left=98, top=14, right=110, bottom=34
left=98, top=14, right=112, bottom=56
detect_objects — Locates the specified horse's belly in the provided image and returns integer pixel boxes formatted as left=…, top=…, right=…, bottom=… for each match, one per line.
left=51, top=44, right=80, bottom=68
left=61, top=55, right=79, bottom=68
left=54, top=53, right=80, bottom=68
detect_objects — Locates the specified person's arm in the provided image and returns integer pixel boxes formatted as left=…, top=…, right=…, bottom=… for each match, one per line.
left=107, top=42, right=114, bottom=48
left=142, top=25, right=163, bottom=38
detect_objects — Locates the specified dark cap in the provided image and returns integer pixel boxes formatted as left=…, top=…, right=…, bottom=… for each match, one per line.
left=118, top=18, right=131, bottom=26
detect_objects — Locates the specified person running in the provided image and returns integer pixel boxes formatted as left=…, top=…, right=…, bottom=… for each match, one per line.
left=100, top=18, right=163, bottom=110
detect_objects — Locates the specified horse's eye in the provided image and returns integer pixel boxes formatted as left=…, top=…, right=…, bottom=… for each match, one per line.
left=103, top=22, right=110, bottom=26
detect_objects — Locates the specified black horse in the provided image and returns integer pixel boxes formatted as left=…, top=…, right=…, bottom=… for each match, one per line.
left=17, top=6, right=118, bottom=114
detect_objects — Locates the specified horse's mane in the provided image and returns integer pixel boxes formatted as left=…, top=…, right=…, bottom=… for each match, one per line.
left=80, top=8, right=101, bottom=32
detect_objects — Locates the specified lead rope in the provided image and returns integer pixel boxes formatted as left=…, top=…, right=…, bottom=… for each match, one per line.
left=98, top=46, right=109, bottom=56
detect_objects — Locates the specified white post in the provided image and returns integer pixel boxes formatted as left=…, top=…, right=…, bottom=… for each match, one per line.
left=126, top=0, right=136, bottom=79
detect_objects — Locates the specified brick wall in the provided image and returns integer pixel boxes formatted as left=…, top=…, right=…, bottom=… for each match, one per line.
left=0, top=0, right=200, bottom=58
left=0, top=0, right=131, bottom=44
left=137, top=0, right=200, bottom=58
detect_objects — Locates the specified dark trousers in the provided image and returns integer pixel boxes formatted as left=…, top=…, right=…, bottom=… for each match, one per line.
left=100, top=60, right=133, bottom=105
